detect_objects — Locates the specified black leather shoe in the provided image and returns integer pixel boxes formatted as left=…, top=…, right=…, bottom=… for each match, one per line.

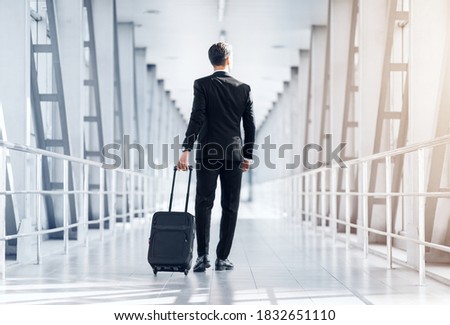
left=193, top=255, right=211, bottom=272
left=204, top=255, right=211, bottom=268
left=215, top=258, right=234, bottom=271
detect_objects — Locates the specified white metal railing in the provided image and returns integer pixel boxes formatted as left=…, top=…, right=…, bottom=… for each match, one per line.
left=254, top=134, right=450, bottom=286
left=0, top=139, right=169, bottom=280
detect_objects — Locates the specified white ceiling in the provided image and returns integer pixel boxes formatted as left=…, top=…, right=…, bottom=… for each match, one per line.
left=116, top=0, right=328, bottom=126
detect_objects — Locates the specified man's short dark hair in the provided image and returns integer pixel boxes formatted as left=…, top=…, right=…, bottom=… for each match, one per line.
left=208, top=42, right=232, bottom=66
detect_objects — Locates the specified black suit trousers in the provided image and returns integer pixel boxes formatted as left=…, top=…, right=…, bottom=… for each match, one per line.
left=195, top=159, right=243, bottom=259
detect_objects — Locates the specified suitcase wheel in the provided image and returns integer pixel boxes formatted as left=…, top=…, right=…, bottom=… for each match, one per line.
left=184, top=269, right=189, bottom=276
left=153, top=268, right=158, bottom=276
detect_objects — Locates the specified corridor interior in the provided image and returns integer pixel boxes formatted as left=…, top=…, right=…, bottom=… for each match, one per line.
left=2, top=0, right=450, bottom=307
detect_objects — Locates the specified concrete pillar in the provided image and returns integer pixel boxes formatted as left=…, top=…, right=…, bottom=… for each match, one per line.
left=264, top=104, right=277, bottom=182
left=162, top=90, right=169, bottom=143
left=0, top=0, right=29, bottom=146
left=92, top=0, right=114, bottom=147
left=0, top=0, right=30, bottom=257
left=407, top=0, right=450, bottom=262
left=135, top=47, right=147, bottom=146
left=409, top=0, right=449, bottom=143
left=117, top=23, right=136, bottom=141
left=0, top=1, right=29, bottom=174
left=289, top=67, right=300, bottom=175
left=164, top=91, right=172, bottom=168
left=171, top=99, right=178, bottom=167
left=168, top=96, right=175, bottom=142
left=146, top=65, right=157, bottom=145
left=358, top=0, right=388, bottom=157
left=155, top=80, right=164, bottom=165
left=144, top=65, right=156, bottom=209
left=330, top=0, right=355, bottom=226
left=310, top=26, right=327, bottom=149
left=56, top=0, right=84, bottom=160
left=274, top=93, right=283, bottom=179
left=118, top=22, right=141, bottom=172
left=167, top=96, right=173, bottom=167
left=357, top=0, right=389, bottom=246
left=330, top=0, right=353, bottom=149
left=298, top=49, right=310, bottom=154
left=275, top=87, right=283, bottom=175
left=92, top=0, right=115, bottom=226
left=54, top=0, right=85, bottom=241
left=282, top=81, right=291, bottom=176
left=0, top=144, right=5, bottom=275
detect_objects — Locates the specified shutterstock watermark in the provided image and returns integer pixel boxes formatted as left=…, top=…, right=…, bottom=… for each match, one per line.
left=101, top=134, right=347, bottom=170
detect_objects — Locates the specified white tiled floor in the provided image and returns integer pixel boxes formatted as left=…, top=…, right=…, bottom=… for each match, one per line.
left=1, top=203, right=450, bottom=305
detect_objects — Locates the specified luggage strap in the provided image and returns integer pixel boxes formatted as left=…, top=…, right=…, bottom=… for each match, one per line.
left=168, top=165, right=193, bottom=212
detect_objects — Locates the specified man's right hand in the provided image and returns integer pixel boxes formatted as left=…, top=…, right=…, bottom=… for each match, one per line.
left=177, top=151, right=190, bottom=171
left=241, top=159, right=251, bottom=172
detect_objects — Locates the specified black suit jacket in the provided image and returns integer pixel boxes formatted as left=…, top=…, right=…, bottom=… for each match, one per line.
left=182, top=71, right=255, bottom=161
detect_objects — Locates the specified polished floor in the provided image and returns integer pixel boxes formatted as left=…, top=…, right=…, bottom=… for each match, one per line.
left=1, top=203, right=450, bottom=305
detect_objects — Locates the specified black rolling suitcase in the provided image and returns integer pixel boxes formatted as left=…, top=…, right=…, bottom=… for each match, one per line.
left=148, top=166, right=195, bottom=276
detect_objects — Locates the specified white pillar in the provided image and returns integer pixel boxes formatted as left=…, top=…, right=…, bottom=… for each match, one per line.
left=289, top=67, right=300, bottom=175
left=0, top=146, right=6, bottom=278
left=410, top=0, right=449, bottom=143
left=358, top=0, right=388, bottom=157
left=92, top=0, right=115, bottom=230
left=164, top=91, right=172, bottom=167
left=330, top=0, right=353, bottom=148
left=118, top=22, right=136, bottom=141
left=155, top=80, right=164, bottom=165
left=93, top=0, right=115, bottom=147
left=135, top=47, right=147, bottom=146
left=357, top=0, right=389, bottom=246
left=56, top=0, right=84, bottom=160
left=298, top=49, right=310, bottom=152
left=408, top=0, right=450, bottom=263
left=146, top=65, right=157, bottom=145
left=310, top=26, right=327, bottom=149
left=330, top=0, right=354, bottom=224
left=0, top=0, right=30, bottom=224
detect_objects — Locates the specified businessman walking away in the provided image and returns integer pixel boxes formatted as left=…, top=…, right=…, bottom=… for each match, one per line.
left=177, top=42, right=255, bottom=272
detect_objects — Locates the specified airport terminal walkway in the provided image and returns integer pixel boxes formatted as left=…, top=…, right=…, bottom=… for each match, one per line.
left=2, top=204, right=450, bottom=305
left=3, top=0, right=450, bottom=311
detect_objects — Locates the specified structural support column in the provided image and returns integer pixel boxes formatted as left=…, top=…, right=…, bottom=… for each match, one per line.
left=289, top=67, right=300, bottom=176
left=93, top=0, right=115, bottom=148
left=145, top=64, right=157, bottom=209
left=330, top=0, right=354, bottom=227
left=118, top=23, right=137, bottom=147
left=357, top=0, right=388, bottom=246
left=0, top=145, right=5, bottom=278
left=135, top=48, right=147, bottom=147
left=154, top=80, right=164, bottom=167
left=165, top=91, right=173, bottom=169
left=92, top=0, right=115, bottom=225
left=330, top=0, right=353, bottom=150
left=57, top=0, right=84, bottom=160
left=358, top=0, right=388, bottom=157
left=0, top=0, right=30, bottom=258
left=298, top=49, right=310, bottom=151
left=409, top=0, right=450, bottom=140
left=309, top=26, right=327, bottom=149
left=51, top=0, right=84, bottom=239
left=409, top=0, right=450, bottom=262
left=146, top=65, right=157, bottom=145
left=0, top=0, right=29, bottom=144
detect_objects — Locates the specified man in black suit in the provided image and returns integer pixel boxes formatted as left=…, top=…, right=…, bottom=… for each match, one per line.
left=177, top=42, right=255, bottom=272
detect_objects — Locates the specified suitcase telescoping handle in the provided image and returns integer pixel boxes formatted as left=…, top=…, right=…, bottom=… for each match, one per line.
left=168, top=165, right=193, bottom=212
